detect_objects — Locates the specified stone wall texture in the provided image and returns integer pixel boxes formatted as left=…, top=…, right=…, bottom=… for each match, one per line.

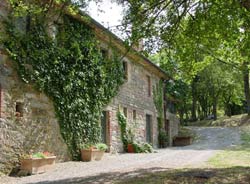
left=0, top=0, right=179, bottom=175
left=104, top=57, right=161, bottom=153
left=166, top=111, right=180, bottom=146
left=0, top=53, right=70, bottom=176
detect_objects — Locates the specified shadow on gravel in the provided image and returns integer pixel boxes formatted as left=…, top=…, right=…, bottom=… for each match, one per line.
left=26, top=167, right=169, bottom=184
left=26, top=166, right=250, bottom=184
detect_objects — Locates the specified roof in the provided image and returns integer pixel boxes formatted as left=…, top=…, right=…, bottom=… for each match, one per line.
left=66, top=10, right=168, bottom=80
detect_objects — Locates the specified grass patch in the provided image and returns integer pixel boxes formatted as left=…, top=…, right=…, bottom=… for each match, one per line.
left=208, top=148, right=250, bottom=168
left=117, top=167, right=250, bottom=184
left=117, top=126, right=250, bottom=184
left=188, top=114, right=250, bottom=127
left=208, top=126, right=250, bottom=168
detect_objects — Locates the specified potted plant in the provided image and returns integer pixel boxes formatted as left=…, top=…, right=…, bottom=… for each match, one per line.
left=80, top=143, right=108, bottom=161
left=95, top=143, right=108, bottom=160
left=127, top=127, right=135, bottom=153
left=20, top=151, right=56, bottom=175
left=158, top=130, right=168, bottom=148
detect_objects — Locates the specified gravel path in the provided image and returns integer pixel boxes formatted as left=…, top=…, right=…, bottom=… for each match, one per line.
left=0, top=127, right=242, bottom=184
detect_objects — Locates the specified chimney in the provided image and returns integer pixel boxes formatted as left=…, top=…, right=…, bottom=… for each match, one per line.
left=133, top=39, right=144, bottom=52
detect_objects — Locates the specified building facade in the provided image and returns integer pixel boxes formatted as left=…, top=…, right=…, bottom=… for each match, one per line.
left=0, top=0, right=179, bottom=175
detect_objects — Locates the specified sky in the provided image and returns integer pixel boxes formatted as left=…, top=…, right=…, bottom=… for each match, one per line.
left=87, top=1, right=123, bottom=30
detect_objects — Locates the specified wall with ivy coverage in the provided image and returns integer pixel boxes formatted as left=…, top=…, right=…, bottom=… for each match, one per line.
left=0, top=0, right=171, bottom=175
left=103, top=56, right=161, bottom=153
left=0, top=0, right=124, bottom=171
left=0, top=52, right=70, bottom=176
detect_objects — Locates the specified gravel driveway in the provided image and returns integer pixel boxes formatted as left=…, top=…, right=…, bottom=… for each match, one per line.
left=0, top=127, right=242, bottom=184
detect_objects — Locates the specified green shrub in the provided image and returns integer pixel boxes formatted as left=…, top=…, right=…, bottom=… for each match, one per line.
left=95, top=143, right=108, bottom=151
left=32, top=152, right=46, bottom=158
left=158, top=130, right=168, bottom=148
left=142, top=143, right=153, bottom=153
left=132, top=142, right=153, bottom=153
left=80, top=143, right=94, bottom=150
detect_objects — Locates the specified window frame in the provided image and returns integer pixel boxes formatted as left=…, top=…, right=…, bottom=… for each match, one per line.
left=147, top=75, right=151, bottom=97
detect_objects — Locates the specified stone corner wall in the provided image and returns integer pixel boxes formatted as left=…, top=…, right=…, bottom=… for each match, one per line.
left=0, top=53, right=70, bottom=176
left=166, top=111, right=180, bottom=146
left=104, top=55, right=161, bottom=153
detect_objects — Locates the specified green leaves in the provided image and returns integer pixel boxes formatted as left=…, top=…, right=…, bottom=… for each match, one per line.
left=3, top=14, right=124, bottom=160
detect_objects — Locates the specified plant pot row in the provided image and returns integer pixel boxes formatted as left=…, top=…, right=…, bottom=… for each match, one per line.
left=20, top=143, right=108, bottom=175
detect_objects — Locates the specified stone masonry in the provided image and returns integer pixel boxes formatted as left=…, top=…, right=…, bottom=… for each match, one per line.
left=0, top=53, right=70, bottom=176
left=0, top=0, right=179, bottom=176
left=104, top=56, right=161, bottom=153
left=166, top=111, right=180, bottom=146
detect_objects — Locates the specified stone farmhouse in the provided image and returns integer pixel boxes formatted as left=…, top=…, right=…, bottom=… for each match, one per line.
left=0, top=1, right=179, bottom=175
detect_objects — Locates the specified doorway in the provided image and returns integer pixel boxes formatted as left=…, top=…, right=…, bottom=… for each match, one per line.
left=101, top=111, right=108, bottom=144
left=146, top=114, right=152, bottom=143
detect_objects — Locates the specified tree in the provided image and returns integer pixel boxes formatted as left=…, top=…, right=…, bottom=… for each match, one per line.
left=118, top=0, right=250, bottom=115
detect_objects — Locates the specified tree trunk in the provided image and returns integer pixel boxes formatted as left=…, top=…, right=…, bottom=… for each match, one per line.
left=212, top=98, right=217, bottom=120
left=179, top=109, right=184, bottom=126
left=243, top=63, right=250, bottom=115
left=191, top=77, right=197, bottom=121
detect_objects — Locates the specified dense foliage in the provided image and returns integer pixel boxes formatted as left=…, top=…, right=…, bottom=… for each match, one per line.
left=117, top=111, right=128, bottom=151
left=3, top=13, right=124, bottom=159
left=117, top=111, right=153, bottom=153
left=153, top=80, right=168, bottom=147
left=119, top=0, right=250, bottom=120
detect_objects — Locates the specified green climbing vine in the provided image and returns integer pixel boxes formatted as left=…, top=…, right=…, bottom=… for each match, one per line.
left=2, top=11, right=124, bottom=159
left=153, top=80, right=164, bottom=129
left=153, top=80, right=168, bottom=147
left=117, top=111, right=153, bottom=153
left=117, top=111, right=128, bottom=151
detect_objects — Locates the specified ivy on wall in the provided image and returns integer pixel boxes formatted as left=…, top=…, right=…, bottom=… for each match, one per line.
left=153, top=80, right=164, bottom=128
left=3, top=13, right=124, bottom=159
left=153, top=80, right=168, bottom=147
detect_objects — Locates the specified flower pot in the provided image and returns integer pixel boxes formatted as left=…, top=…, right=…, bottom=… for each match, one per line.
left=81, top=149, right=105, bottom=161
left=20, top=156, right=56, bottom=174
left=127, top=144, right=134, bottom=153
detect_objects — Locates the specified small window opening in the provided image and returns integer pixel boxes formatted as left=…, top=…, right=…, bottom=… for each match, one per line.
left=15, top=102, right=24, bottom=117
left=147, top=75, right=151, bottom=97
left=123, top=107, right=127, bottom=118
left=101, top=49, right=109, bottom=61
left=122, top=61, right=128, bottom=80
left=133, top=110, right=136, bottom=121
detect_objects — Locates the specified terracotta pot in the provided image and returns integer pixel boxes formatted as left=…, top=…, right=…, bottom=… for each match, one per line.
left=127, top=144, right=134, bottom=153
left=81, top=149, right=105, bottom=161
left=20, top=156, right=56, bottom=174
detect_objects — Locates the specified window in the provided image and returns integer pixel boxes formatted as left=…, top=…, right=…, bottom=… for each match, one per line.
left=101, top=49, right=109, bottom=61
left=123, top=61, right=128, bottom=80
left=147, top=75, right=151, bottom=97
left=15, top=102, right=24, bottom=117
left=165, top=119, right=170, bottom=132
left=14, top=16, right=30, bottom=34
left=133, top=110, right=136, bottom=121
left=123, top=107, right=127, bottom=118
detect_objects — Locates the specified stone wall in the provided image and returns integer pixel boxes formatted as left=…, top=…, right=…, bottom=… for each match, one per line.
left=166, top=111, right=180, bottom=146
left=0, top=53, right=70, bottom=176
left=0, top=0, right=169, bottom=174
left=104, top=57, right=160, bottom=153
